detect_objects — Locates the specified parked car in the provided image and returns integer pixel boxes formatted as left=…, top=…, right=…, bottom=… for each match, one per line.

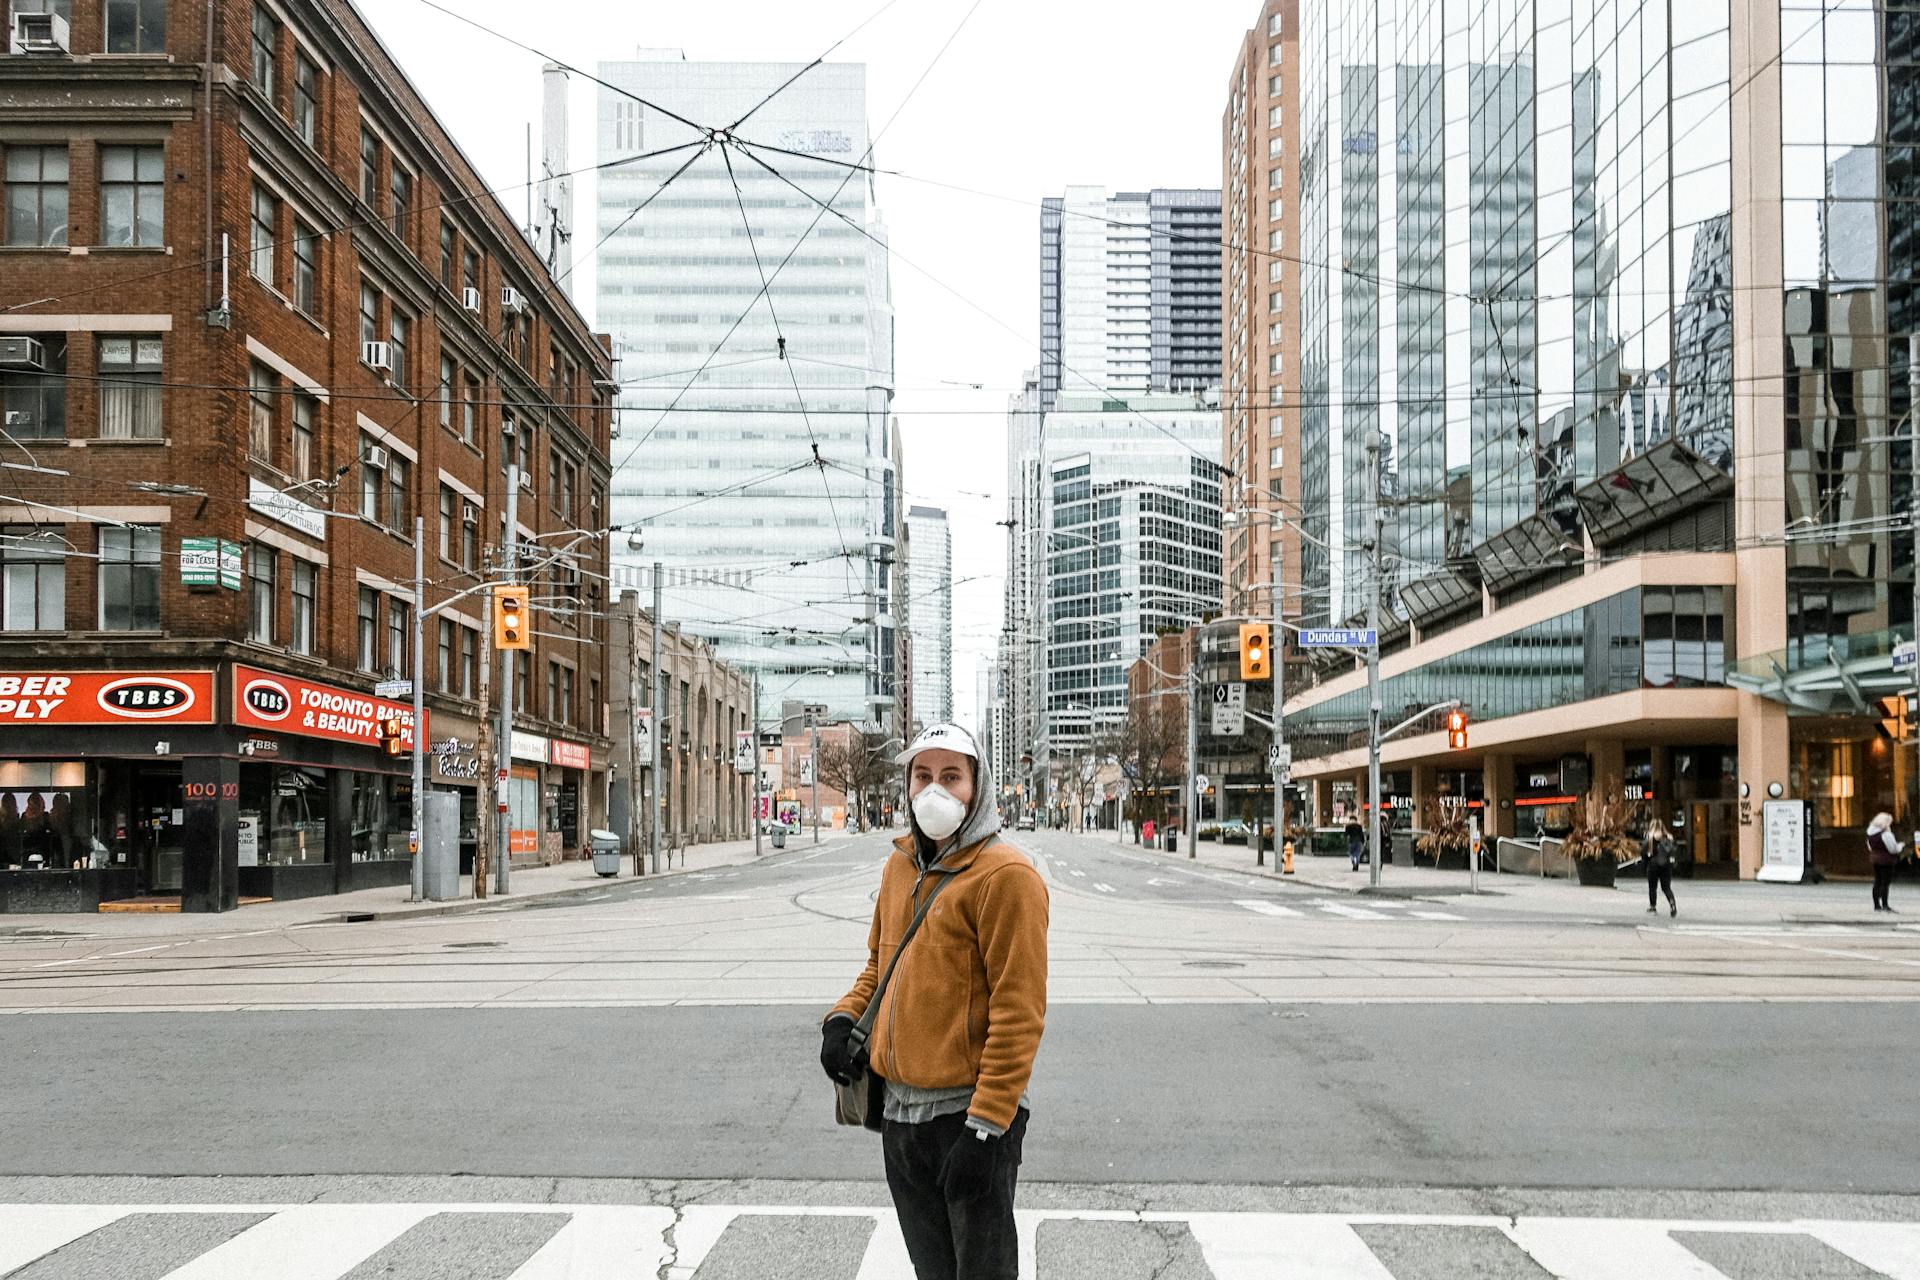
left=1015, top=814, right=1036, bottom=831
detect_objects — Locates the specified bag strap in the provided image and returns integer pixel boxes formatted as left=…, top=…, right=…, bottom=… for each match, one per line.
left=852, top=871, right=951, bottom=1042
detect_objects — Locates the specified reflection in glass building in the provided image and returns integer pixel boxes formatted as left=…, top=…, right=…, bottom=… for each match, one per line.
left=1280, top=1, right=1917, bottom=878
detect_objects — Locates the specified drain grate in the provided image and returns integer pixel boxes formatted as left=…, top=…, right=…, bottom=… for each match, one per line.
left=1182, top=960, right=1246, bottom=970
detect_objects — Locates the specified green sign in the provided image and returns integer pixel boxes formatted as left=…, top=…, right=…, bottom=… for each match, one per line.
left=181, top=537, right=242, bottom=590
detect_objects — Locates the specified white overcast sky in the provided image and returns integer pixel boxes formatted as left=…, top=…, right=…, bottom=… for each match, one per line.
left=364, top=0, right=1252, bottom=725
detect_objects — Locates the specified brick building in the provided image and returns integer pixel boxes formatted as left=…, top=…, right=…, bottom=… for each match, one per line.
left=0, top=0, right=614, bottom=911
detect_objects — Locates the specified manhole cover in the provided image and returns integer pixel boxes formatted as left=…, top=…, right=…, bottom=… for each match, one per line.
left=445, top=941, right=503, bottom=950
left=1183, top=960, right=1246, bottom=970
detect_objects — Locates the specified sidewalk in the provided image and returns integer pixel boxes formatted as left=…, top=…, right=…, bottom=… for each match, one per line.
left=7, top=828, right=863, bottom=935
left=1087, top=830, right=1904, bottom=926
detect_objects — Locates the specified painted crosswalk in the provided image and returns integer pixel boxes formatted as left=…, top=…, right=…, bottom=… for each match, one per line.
left=3, top=1204, right=1917, bottom=1278
left=1233, top=898, right=1466, bottom=923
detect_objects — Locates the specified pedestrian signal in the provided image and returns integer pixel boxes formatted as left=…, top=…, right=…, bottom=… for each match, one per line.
left=1879, top=694, right=1913, bottom=744
left=380, top=717, right=407, bottom=756
left=493, top=585, right=531, bottom=650
left=1446, top=708, right=1469, bottom=751
left=1239, top=622, right=1272, bottom=681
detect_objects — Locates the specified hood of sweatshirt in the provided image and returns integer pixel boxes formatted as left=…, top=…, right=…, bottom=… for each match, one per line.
left=908, top=724, right=1003, bottom=868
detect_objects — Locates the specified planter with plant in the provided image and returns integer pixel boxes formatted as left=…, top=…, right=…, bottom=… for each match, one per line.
left=1561, top=797, right=1638, bottom=887
left=1414, top=801, right=1474, bottom=871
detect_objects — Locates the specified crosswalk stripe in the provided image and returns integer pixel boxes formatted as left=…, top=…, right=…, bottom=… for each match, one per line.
left=1094, top=883, right=1117, bottom=894
left=1316, top=903, right=1391, bottom=920
left=158, top=1205, right=432, bottom=1280
left=0, top=1205, right=125, bottom=1274
left=1, top=1205, right=1913, bottom=1278
left=1234, top=900, right=1305, bottom=918
left=1409, top=911, right=1466, bottom=921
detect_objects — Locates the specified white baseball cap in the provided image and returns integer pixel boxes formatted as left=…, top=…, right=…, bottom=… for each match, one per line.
left=894, top=723, right=978, bottom=765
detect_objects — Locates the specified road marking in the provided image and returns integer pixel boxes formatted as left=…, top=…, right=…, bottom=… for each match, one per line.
left=1148, top=878, right=1177, bottom=886
left=1316, top=903, right=1391, bottom=920
left=1094, top=883, right=1117, bottom=894
left=1507, top=1218, right=1767, bottom=1280
left=0, top=1205, right=126, bottom=1273
left=1186, top=1213, right=1397, bottom=1278
left=158, top=1204, right=434, bottom=1279
left=507, top=1205, right=677, bottom=1279
left=1812, top=1222, right=1920, bottom=1280
left=1234, top=899, right=1305, bottom=918
left=1068, top=869, right=1086, bottom=878
left=1409, top=911, right=1467, bottom=921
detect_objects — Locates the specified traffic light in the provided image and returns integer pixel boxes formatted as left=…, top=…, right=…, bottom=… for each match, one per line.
left=1446, top=708, right=1469, bottom=751
left=1880, top=694, right=1913, bottom=744
left=493, top=585, right=531, bottom=650
left=379, top=716, right=407, bottom=757
left=1239, top=622, right=1272, bottom=681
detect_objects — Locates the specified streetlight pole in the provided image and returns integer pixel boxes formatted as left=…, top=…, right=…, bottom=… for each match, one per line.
left=811, top=718, right=820, bottom=844
left=1186, top=632, right=1200, bottom=859
left=495, top=462, right=519, bottom=896
left=1366, top=432, right=1386, bottom=889
left=752, top=674, right=763, bottom=857
left=649, top=560, right=662, bottom=876
left=1271, top=532, right=1287, bottom=869
left=410, top=516, right=426, bottom=902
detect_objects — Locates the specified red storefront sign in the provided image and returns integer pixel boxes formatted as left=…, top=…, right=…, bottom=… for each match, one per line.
left=232, top=664, right=426, bottom=749
left=0, top=671, right=215, bottom=725
left=549, top=738, right=591, bottom=770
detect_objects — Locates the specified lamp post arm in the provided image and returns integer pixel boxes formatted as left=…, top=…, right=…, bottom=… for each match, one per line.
left=1382, top=698, right=1462, bottom=746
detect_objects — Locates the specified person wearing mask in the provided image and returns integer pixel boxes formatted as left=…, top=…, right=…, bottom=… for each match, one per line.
left=1867, top=811, right=1901, bottom=912
left=821, top=723, right=1049, bottom=1280
left=1644, top=818, right=1678, bottom=916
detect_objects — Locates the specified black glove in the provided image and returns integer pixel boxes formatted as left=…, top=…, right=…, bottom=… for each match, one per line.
left=820, top=1016, right=860, bottom=1085
left=939, top=1126, right=1004, bottom=1202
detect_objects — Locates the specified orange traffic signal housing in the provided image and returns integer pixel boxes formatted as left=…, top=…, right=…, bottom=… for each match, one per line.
left=1446, top=708, right=1469, bottom=750
left=493, top=585, right=532, bottom=651
left=380, top=717, right=407, bottom=756
left=1239, top=622, right=1272, bottom=681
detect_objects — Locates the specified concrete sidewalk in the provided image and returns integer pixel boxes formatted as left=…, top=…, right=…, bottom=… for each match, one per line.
left=1085, top=829, right=1904, bottom=926
left=1, top=828, right=864, bottom=936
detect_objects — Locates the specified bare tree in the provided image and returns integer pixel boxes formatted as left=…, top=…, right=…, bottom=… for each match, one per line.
left=817, top=731, right=901, bottom=832
left=1114, top=701, right=1183, bottom=840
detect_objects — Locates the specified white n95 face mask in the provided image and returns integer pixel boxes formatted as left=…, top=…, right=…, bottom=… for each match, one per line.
left=912, top=783, right=967, bottom=841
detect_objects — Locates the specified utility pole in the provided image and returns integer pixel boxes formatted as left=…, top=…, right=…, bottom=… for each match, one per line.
left=495, top=462, right=519, bottom=896
left=810, top=717, right=821, bottom=844
left=1185, top=632, right=1199, bottom=858
left=752, top=674, right=763, bottom=857
left=1271, top=536, right=1287, bottom=868
left=1366, top=431, right=1386, bottom=889
left=649, top=560, right=662, bottom=875
left=410, top=516, right=426, bottom=902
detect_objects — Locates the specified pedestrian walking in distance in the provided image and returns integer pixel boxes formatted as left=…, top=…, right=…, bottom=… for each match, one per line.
left=821, top=723, right=1049, bottom=1280
left=1345, top=817, right=1365, bottom=871
left=1867, top=811, right=1901, bottom=912
left=1645, top=818, right=1678, bottom=917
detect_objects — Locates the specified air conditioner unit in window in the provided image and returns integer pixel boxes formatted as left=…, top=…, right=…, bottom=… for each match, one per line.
left=462, top=287, right=483, bottom=313
left=0, top=336, right=46, bottom=370
left=462, top=502, right=479, bottom=524
left=362, top=444, right=390, bottom=470
left=4, top=411, right=35, bottom=428
left=500, top=287, right=526, bottom=314
left=362, top=341, right=392, bottom=372
left=11, top=12, right=70, bottom=55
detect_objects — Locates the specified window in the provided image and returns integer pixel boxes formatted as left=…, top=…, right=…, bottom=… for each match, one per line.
left=98, top=525, right=160, bottom=631
left=359, top=125, right=380, bottom=205
left=437, top=353, right=454, bottom=428
left=107, top=0, right=166, bottom=52
left=290, top=394, right=315, bottom=481
left=0, top=334, right=64, bottom=439
left=4, top=145, right=68, bottom=247
left=2, top=526, right=64, bottom=632
left=250, top=5, right=278, bottom=95
left=461, top=246, right=479, bottom=295
left=436, top=619, right=455, bottom=694
left=388, top=309, right=409, bottom=390
left=99, top=145, right=164, bottom=246
left=560, top=666, right=574, bottom=727
left=293, top=53, right=319, bottom=147
left=292, top=219, right=317, bottom=314
left=248, top=361, right=276, bottom=460
left=290, top=560, right=316, bottom=655
left=588, top=676, right=601, bottom=734
left=387, top=598, right=410, bottom=676
left=358, top=281, right=379, bottom=349
left=460, top=500, right=477, bottom=571
left=97, top=335, right=162, bottom=439
left=247, top=544, right=275, bottom=644
left=439, top=221, right=455, bottom=289
left=438, top=485, right=456, bottom=561
left=357, top=587, right=378, bottom=670
left=358, top=436, right=382, bottom=520
left=249, top=184, right=278, bottom=284
left=384, top=450, right=410, bottom=529
left=547, top=662, right=560, bottom=723
left=390, top=167, right=411, bottom=243
left=458, top=626, right=476, bottom=698
left=460, top=374, right=478, bottom=443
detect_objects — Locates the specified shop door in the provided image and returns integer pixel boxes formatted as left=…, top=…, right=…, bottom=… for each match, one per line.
left=1686, top=800, right=1738, bottom=877
left=133, top=766, right=185, bottom=894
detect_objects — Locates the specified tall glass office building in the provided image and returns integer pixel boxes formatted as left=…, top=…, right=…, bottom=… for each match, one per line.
left=1284, top=1, right=1917, bottom=878
left=595, top=57, right=899, bottom=731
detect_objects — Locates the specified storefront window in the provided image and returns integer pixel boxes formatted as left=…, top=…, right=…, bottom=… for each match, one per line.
left=351, top=772, right=410, bottom=861
left=0, top=760, right=91, bottom=869
left=239, top=764, right=327, bottom=866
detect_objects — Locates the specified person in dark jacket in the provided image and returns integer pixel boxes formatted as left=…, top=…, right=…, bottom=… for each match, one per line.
left=1644, top=819, right=1677, bottom=916
left=1344, top=818, right=1365, bottom=871
left=1868, top=811, right=1901, bottom=912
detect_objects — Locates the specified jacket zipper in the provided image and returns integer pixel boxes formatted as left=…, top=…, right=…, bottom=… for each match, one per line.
left=884, top=865, right=928, bottom=1077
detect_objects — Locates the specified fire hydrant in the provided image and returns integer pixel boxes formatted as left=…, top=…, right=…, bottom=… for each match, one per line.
left=1282, top=838, right=1295, bottom=876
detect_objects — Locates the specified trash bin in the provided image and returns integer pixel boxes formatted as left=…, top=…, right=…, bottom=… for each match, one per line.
left=772, top=825, right=787, bottom=850
left=589, top=828, right=622, bottom=877
left=1166, top=830, right=1178, bottom=855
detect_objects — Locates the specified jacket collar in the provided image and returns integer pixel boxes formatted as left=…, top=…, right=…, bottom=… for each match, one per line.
left=892, top=832, right=995, bottom=874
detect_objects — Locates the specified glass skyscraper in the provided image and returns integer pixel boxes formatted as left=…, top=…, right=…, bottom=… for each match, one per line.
left=594, top=57, right=899, bottom=731
left=1283, top=1, right=1918, bottom=878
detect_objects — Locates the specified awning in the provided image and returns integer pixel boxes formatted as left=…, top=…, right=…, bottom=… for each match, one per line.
left=1574, top=438, right=1732, bottom=548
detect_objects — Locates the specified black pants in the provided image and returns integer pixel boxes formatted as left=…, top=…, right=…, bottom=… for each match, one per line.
left=1874, top=863, right=1895, bottom=909
left=1648, top=864, right=1674, bottom=909
left=883, top=1108, right=1028, bottom=1280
